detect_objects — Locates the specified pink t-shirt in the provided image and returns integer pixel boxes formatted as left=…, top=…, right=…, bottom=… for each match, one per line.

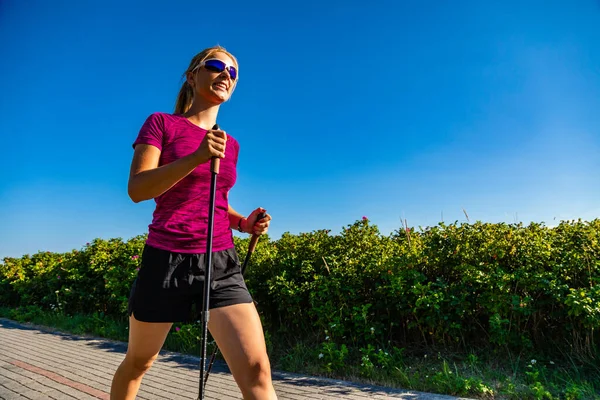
left=132, top=112, right=239, bottom=253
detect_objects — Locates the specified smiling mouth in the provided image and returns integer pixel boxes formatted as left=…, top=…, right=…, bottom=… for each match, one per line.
left=214, top=82, right=228, bottom=91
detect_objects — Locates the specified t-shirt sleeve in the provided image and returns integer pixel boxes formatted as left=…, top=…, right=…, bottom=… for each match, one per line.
left=132, top=113, right=165, bottom=151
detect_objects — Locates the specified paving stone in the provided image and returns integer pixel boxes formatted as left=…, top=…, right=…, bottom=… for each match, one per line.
left=0, top=318, right=472, bottom=400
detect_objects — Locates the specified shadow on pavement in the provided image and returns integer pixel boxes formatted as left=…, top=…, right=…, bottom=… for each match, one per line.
left=0, top=318, right=458, bottom=399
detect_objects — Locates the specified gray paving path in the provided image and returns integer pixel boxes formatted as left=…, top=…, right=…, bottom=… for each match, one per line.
left=0, top=318, right=472, bottom=399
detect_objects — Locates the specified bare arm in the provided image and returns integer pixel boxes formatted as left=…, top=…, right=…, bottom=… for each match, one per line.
left=228, top=203, right=246, bottom=231
left=127, top=144, right=211, bottom=203
left=128, top=128, right=227, bottom=203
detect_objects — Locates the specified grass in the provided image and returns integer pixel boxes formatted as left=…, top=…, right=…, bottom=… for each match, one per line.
left=267, top=338, right=600, bottom=400
left=1, top=306, right=598, bottom=400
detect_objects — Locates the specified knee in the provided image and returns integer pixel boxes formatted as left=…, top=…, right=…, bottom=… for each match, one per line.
left=125, top=353, right=158, bottom=377
left=243, top=356, right=272, bottom=388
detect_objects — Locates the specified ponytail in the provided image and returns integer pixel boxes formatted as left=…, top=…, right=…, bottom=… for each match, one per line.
left=174, top=80, right=194, bottom=114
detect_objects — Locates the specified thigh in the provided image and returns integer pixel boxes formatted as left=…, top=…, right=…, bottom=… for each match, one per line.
left=125, top=313, right=172, bottom=364
left=208, top=302, right=269, bottom=373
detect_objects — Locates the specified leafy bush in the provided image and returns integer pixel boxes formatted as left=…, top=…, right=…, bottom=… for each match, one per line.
left=240, top=218, right=600, bottom=363
left=2, top=219, right=599, bottom=362
left=1, top=235, right=146, bottom=316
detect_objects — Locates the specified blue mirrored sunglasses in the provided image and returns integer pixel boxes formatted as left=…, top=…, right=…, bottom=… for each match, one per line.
left=195, top=58, right=238, bottom=80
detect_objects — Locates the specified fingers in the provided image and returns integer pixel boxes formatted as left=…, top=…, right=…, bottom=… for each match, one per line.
left=251, top=211, right=271, bottom=235
left=207, top=129, right=227, bottom=158
left=244, top=210, right=271, bottom=235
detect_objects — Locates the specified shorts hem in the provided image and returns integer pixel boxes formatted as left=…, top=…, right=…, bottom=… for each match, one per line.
left=128, top=297, right=254, bottom=324
left=209, top=297, right=254, bottom=310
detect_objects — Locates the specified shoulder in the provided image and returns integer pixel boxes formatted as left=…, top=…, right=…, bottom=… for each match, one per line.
left=134, top=112, right=180, bottom=150
left=141, top=112, right=180, bottom=128
left=138, top=112, right=189, bottom=138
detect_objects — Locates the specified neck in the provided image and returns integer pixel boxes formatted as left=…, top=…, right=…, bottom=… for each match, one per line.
left=182, top=101, right=221, bottom=130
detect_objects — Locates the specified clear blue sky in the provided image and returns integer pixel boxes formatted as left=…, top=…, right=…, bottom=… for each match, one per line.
left=1, top=0, right=599, bottom=258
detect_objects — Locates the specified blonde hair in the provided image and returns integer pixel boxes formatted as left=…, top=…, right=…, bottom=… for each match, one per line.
left=174, top=45, right=239, bottom=114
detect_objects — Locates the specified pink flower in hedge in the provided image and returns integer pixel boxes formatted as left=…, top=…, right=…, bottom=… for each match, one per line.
left=57, top=275, right=60, bottom=279
left=362, top=216, right=368, bottom=220
left=136, top=268, right=140, bottom=272
left=175, top=327, right=180, bottom=332
left=131, top=255, right=139, bottom=260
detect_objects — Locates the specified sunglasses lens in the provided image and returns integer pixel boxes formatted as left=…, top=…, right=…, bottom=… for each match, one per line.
left=203, top=59, right=237, bottom=80
left=227, top=67, right=237, bottom=80
left=204, top=59, right=225, bottom=72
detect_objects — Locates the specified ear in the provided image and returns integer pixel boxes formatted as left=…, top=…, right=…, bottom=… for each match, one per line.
left=185, top=71, right=195, bottom=88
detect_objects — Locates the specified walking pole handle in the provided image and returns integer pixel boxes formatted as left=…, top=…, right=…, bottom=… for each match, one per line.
left=241, top=212, right=267, bottom=275
left=248, top=212, right=267, bottom=253
left=211, top=124, right=220, bottom=174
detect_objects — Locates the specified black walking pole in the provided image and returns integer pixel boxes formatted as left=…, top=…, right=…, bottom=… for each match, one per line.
left=202, top=212, right=266, bottom=386
left=198, top=123, right=221, bottom=400
left=241, top=213, right=266, bottom=275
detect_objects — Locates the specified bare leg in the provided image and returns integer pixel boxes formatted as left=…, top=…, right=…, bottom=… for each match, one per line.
left=110, top=314, right=172, bottom=400
left=208, top=302, right=277, bottom=400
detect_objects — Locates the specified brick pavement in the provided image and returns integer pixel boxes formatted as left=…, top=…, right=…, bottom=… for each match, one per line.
left=0, top=318, right=472, bottom=399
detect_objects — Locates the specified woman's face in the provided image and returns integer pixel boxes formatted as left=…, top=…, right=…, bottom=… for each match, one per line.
left=189, top=52, right=237, bottom=104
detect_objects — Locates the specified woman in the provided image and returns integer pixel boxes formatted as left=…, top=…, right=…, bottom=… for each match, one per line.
left=110, top=45, right=277, bottom=400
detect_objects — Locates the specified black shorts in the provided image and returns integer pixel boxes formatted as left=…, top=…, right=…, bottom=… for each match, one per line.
left=127, top=244, right=253, bottom=323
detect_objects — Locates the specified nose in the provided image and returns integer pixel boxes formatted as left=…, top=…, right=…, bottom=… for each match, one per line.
left=219, top=69, right=232, bottom=80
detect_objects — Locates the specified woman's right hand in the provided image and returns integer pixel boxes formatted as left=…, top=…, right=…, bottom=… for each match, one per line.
left=195, top=127, right=227, bottom=163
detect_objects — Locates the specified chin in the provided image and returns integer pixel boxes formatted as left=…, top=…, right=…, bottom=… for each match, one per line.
left=205, top=95, right=224, bottom=105
left=211, top=91, right=230, bottom=103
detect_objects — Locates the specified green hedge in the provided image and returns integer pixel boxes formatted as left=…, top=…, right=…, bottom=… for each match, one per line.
left=2, top=218, right=599, bottom=361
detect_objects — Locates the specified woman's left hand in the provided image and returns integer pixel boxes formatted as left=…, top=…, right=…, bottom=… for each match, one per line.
left=244, top=207, right=271, bottom=235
